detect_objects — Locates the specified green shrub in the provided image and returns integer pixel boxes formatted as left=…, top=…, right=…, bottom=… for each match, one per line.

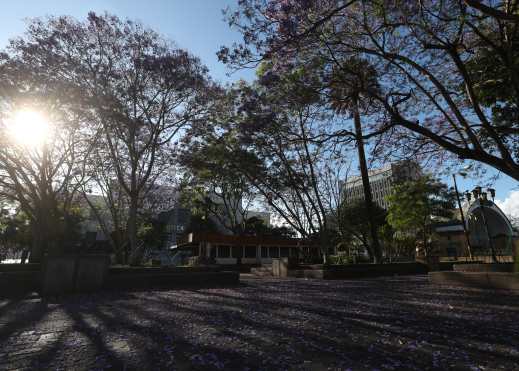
left=328, top=254, right=355, bottom=265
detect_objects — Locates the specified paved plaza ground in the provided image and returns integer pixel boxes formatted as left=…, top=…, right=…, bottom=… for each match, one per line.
left=0, top=275, right=518, bottom=370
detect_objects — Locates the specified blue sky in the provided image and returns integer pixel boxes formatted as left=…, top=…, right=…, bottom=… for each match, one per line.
left=0, top=0, right=255, bottom=84
left=0, top=0, right=517, bottom=209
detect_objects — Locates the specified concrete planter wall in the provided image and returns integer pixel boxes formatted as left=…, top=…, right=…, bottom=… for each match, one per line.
left=453, top=263, right=514, bottom=273
left=41, top=255, right=109, bottom=296
left=272, top=258, right=298, bottom=277
left=75, top=255, right=110, bottom=292
left=272, top=258, right=286, bottom=277
left=2, top=261, right=239, bottom=296
left=430, top=271, right=519, bottom=290
left=288, top=262, right=429, bottom=280
left=0, top=263, right=40, bottom=272
left=41, top=256, right=75, bottom=295
left=108, top=266, right=223, bottom=275
left=0, top=271, right=39, bottom=296
left=0, top=263, right=39, bottom=296
left=106, top=268, right=239, bottom=290
left=430, top=254, right=519, bottom=290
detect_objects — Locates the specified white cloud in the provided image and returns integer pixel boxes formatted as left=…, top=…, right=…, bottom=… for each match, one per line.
left=496, top=190, right=519, bottom=220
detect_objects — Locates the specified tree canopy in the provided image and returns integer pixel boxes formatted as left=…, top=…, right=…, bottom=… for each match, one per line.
left=387, top=177, right=457, bottom=256
left=220, top=0, right=519, bottom=180
left=0, top=13, right=216, bottom=262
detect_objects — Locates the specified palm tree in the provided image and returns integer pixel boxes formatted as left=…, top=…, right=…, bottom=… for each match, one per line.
left=329, top=58, right=383, bottom=263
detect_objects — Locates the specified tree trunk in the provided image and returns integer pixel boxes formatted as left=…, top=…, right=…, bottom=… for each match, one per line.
left=353, top=96, right=383, bottom=263
left=113, top=232, right=125, bottom=265
left=423, top=226, right=428, bottom=257
left=127, top=207, right=137, bottom=262
left=29, top=220, right=45, bottom=263
left=20, top=249, right=29, bottom=264
left=320, top=229, right=329, bottom=264
left=362, top=236, right=375, bottom=262
left=128, top=196, right=142, bottom=265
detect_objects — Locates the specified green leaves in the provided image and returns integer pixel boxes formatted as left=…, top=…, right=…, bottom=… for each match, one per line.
left=386, top=176, right=456, bottom=243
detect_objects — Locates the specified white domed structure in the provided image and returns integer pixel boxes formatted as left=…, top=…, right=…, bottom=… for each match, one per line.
left=467, top=197, right=514, bottom=256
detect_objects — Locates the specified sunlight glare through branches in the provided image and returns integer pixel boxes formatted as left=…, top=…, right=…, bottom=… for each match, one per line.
left=7, top=109, right=51, bottom=148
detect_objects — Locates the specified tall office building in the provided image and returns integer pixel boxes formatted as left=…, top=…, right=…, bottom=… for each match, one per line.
left=342, top=160, right=422, bottom=209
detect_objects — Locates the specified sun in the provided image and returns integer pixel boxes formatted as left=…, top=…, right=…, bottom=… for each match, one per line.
left=8, top=109, right=51, bottom=148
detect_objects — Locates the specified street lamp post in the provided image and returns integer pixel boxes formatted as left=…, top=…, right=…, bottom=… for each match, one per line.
left=452, top=174, right=473, bottom=261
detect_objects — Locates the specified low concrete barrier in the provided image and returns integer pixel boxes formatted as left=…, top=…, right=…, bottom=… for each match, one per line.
left=75, top=255, right=110, bottom=292
left=108, top=265, right=223, bottom=275
left=453, top=263, right=514, bottom=272
left=428, top=261, right=484, bottom=272
left=288, top=262, right=429, bottom=280
left=272, top=258, right=294, bottom=277
left=215, top=264, right=259, bottom=273
left=0, top=264, right=40, bottom=296
left=41, top=256, right=76, bottom=296
left=289, top=269, right=324, bottom=279
left=0, top=263, right=40, bottom=272
left=429, top=271, right=519, bottom=290
left=0, top=271, right=39, bottom=296
left=1, top=261, right=240, bottom=296
left=41, top=255, right=110, bottom=296
left=105, top=270, right=240, bottom=290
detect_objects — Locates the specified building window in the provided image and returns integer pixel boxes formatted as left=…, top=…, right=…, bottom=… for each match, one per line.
left=232, top=245, right=243, bottom=258
left=244, top=246, right=256, bottom=258
left=261, top=246, right=268, bottom=258
left=448, top=242, right=461, bottom=256
left=446, top=247, right=457, bottom=257
left=218, top=245, right=230, bottom=258
left=280, top=247, right=290, bottom=257
left=210, top=246, right=216, bottom=259
left=269, top=246, right=279, bottom=258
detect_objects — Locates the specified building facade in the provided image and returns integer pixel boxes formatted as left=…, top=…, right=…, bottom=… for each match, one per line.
left=342, top=160, right=422, bottom=209
left=158, top=194, right=271, bottom=250
left=432, top=221, right=517, bottom=263
left=175, top=232, right=318, bottom=265
left=158, top=206, right=192, bottom=249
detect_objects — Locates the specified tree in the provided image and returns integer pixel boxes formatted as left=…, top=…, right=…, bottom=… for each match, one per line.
left=200, top=81, right=348, bottom=263
left=0, top=207, right=31, bottom=262
left=184, top=214, right=219, bottom=235
left=178, top=138, right=256, bottom=235
left=219, top=0, right=519, bottom=180
left=329, top=58, right=384, bottom=263
left=244, top=76, right=355, bottom=263
left=337, top=200, right=387, bottom=262
left=80, top=143, right=130, bottom=263
left=242, top=216, right=296, bottom=238
left=180, top=76, right=353, bottom=262
left=0, top=93, right=91, bottom=262
left=386, top=177, right=456, bottom=257
left=81, top=151, right=177, bottom=264
left=5, top=13, right=216, bottom=263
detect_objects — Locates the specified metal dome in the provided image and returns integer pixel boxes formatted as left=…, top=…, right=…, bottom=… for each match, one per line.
left=466, top=198, right=514, bottom=253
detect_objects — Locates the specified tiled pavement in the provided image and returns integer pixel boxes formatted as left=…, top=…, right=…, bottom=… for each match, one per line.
left=0, top=275, right=518, bottom=370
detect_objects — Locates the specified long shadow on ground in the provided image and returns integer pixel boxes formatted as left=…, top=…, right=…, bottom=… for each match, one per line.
left=0, top=276, right=518, bottom=370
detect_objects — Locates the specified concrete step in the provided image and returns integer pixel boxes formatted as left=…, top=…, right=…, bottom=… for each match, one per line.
left=251, top=271, right=273, bottom=277
left=251, top=265, right=273, bottom=277
left=251, top=267, right=272, bottom=273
